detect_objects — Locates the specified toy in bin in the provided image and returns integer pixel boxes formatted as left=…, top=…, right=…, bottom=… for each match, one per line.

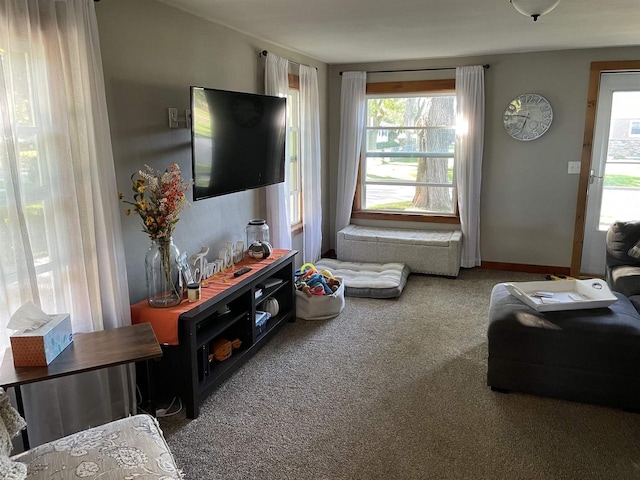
left=294, top=263, right=341, bottom=297
left=209, top=337, right=242, bottom=363
left=294, top=263, right=345, bottom=320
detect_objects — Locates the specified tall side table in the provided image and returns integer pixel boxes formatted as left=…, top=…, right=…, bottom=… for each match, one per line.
left=0, top=322, right=162, bottom=449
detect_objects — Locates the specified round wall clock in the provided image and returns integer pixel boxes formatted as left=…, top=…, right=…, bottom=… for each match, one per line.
left=503, top=93, right=553, bottom=141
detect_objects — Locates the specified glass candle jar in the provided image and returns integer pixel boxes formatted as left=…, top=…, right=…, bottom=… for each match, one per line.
left=245, top=219, right=270, bottom=248
left=187, top=282, right=201, bottom=302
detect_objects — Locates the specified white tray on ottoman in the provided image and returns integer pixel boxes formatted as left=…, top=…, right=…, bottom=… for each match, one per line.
left=503, top=278, right=618, bottom=312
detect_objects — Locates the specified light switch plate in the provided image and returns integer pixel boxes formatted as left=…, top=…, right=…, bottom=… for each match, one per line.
left=568, top=161, right=581, bottom=174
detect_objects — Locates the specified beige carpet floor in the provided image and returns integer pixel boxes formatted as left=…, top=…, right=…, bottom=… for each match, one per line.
left=159, top=268, right=640, bottom=479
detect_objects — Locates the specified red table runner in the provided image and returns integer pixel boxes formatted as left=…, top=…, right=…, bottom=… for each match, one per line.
left=131, top=249, right=290, bottom=345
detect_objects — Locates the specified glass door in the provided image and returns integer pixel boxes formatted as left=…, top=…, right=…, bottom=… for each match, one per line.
left=581, top=72, right=640, bottom=275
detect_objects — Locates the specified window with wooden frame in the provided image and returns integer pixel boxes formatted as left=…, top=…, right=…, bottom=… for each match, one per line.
left=353, top=79, right=459, bottom=223
left=288, top=73, right=303, bottom=234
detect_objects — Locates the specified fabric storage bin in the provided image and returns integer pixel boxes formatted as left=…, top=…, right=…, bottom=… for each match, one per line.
left=295, top=277, right=345, bottom=320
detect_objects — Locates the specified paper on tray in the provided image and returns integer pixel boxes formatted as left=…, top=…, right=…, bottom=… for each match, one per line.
left=7, top=301, right=52, bottom=332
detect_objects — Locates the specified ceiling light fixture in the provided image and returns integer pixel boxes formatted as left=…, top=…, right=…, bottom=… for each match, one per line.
left=510, top=0, right=561, bottom=21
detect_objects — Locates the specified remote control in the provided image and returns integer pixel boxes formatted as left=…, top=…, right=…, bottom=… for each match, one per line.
left=233, top=267, right=252, bottom=277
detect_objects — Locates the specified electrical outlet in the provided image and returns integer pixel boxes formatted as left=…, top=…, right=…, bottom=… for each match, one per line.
left=568, top=161, right=581, bottom=174
left=168, top=108, right=178, bottom=128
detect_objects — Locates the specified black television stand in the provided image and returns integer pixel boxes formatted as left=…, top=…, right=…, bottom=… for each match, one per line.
left=177, top=250, right=297, bottom=418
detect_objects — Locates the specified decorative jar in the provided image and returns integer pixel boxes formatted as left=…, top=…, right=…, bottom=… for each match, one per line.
left=245, top=219, right=270, bottom=248
left=145, top=237, right=182, bottom=308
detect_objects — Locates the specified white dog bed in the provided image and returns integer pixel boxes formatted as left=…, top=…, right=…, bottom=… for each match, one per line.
left=314, top=258, right=410, bottom=299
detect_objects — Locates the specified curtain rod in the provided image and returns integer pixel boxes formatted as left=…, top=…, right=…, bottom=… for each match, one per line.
left=339, top=64, right=490, bottom=75
left=260, top=50, right=317, bottom=70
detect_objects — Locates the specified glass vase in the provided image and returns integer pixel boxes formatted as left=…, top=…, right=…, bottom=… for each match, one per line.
left=145, top=237, right=182, bottom=308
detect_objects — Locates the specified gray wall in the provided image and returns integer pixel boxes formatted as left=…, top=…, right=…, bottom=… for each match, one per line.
left=329, top=47, right=640, bottom=269
left=95, top=0, right=328, bottom=303
left=96, top=0, right=640, bottom=298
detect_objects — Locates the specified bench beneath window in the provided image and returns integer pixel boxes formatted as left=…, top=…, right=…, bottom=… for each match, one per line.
left=336, top=224, right=462, bottom=277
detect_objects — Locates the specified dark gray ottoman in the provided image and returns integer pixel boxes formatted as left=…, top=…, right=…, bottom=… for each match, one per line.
left=487, top=283, right=640, bottom=410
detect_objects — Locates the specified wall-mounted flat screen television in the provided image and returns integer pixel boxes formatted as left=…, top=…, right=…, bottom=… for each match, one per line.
left=190, top=86, right=286, bottom=201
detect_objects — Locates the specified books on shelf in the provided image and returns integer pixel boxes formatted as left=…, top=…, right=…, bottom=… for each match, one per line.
left=254, top=288, right=263, bottom=299
left=260, top=278, right=283, bottom=289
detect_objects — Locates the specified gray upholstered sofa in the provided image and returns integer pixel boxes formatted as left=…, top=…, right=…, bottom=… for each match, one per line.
left=10, top=415, right=182, bottom=479
left=605, top=220, right=640, bottom=297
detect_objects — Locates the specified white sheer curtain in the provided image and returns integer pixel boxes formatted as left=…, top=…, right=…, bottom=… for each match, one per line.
left=264, top=53, right=292, bottom=249
left=335, top=71, right=366, bottom=235
left=455, top=65, right=485, bottom=268
left=299, top=65, right=322, bottom=262
left=0, top=0, right=133, bottom=446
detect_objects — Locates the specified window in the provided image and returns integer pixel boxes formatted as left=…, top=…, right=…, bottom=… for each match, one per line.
left=288, top=74, right=302, bottom=230
left=0, top=48, right=62, bottom=319
left=355, top=80, right=458, bottom=221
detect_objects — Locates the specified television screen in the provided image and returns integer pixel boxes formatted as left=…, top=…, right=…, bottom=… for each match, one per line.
left=191, top=87, right=286, bottom=200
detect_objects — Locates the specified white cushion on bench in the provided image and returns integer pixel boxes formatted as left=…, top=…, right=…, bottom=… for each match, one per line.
left=337, top=224, right=462, bottom=277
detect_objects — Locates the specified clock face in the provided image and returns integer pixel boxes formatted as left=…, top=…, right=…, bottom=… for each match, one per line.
left=503, top=93, right=553, bottom=141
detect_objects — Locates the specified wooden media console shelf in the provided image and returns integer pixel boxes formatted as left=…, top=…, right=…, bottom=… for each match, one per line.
left=131, top=249, right=297, bottom=419
left=178, top=249, right=296, bottom=418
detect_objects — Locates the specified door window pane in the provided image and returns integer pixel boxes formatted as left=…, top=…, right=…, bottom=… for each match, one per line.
left=600, top=91, right=640, bottom=229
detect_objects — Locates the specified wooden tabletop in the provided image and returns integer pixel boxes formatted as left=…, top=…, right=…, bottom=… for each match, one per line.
left=0, top=323, right=162, bottom=388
